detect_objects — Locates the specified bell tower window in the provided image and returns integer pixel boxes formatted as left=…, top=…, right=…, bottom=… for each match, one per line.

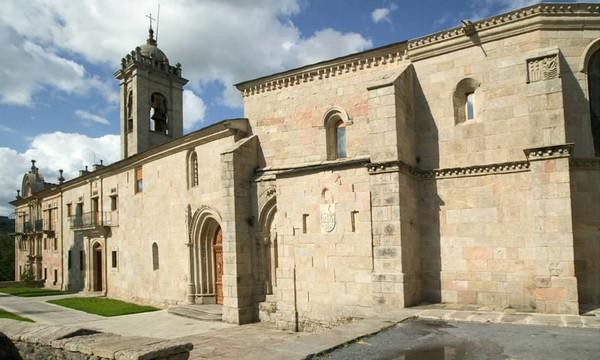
left=150, top=92, right=169, bottom=135
left=127, top=90, right=134, bottom=133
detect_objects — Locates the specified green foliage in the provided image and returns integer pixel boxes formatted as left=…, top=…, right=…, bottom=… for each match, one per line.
left=48, top=297, right=160, bottom=317
left=0, top=287, right=70, bottom=297
left=0, top=307, right=33, bottom=322
left=0, top=217, right=15, bottom=281
left=20, top=266, right=34, bottom=283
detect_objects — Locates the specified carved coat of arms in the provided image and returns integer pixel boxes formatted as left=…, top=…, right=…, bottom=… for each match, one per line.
left=320, top=203, right=336, bottom=233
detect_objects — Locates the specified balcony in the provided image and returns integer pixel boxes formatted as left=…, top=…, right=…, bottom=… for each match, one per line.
left=69, top=211, right=118, bottom=231
left=43, top=218, right=57, bottom=237
left=23, top=220, right=43, bottom=234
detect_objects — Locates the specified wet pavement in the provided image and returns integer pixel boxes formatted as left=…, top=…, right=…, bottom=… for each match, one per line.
left=317, top=318, right=600, bottom=360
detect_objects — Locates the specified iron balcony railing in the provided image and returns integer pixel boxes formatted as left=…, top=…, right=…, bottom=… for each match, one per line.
left=69, top=211, right=117, bottom=230
left=23, top=220, right=43, bottom=234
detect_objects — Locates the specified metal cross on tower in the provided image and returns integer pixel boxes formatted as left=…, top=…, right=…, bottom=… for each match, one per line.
left=146, top=12, right=156, bottom=30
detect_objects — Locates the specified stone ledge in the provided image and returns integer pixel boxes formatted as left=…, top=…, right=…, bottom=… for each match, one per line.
left=0, top=319, right=193, bottom=360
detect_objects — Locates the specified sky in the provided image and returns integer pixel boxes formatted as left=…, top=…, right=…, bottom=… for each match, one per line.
left=0, top=0, right=597, bottom=215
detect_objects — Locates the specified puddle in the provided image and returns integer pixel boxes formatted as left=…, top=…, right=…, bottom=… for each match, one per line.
left=401, top=345, right=461, bottom=360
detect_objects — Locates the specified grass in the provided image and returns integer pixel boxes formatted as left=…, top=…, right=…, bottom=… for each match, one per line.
left=0, top=307, right=33, bottom=322
left=47, top=297, right=159, bottom=317
left=0, top=287, right=71, bottom=297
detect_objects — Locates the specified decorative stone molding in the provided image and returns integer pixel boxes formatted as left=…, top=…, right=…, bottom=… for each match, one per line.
left=367, top=160, right=530, bottom=179
left=527, top=54, right=559, bottom=83
left=236, top=46, right=408, bottom=97
left=408, top=3, right=600, bottom=52
left=523, top=144, right=574, bottom=161
left=570, top=158, right=600, bottom=170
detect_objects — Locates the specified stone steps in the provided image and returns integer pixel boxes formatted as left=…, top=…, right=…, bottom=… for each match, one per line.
left=168, top=304, right=223, bottom=321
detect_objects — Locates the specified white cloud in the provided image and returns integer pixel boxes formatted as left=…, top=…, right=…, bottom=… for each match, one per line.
left=0, top=26, right=117, bottom=107
left=371, top=3, right=397, bottom=24
left=182, top=90, right=206, bottom=131
left=0, top=1, right=371, bottom=110
left=0, top=125, right=15, bottom=133
left=75, top=110, right=110, bottom=126
left=0, top=132, right=119, bottom=216
left=372, top=8, right=391, bottom=23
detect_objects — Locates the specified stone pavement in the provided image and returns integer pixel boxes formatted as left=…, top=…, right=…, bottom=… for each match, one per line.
left=2, top=292, right=600, bottom=359
left=0, top=293, right=233, bottom=339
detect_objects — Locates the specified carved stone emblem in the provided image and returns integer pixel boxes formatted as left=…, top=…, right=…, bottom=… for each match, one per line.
left=527, top=54, right=559, bottom=83
left=320, top=203, right=336, bottom=233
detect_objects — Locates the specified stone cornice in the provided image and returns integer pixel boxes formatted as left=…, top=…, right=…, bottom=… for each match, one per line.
left=254, top=156, right=371, bottom=180
left=570, top=158, right=600, bottom=170
left=408, top=3, right=600, bottom=61
left=367, top=160, right=530, bottom=179
left=236, top=43, right=408, bottom=98
left=523, top=143, right=574, bottom=161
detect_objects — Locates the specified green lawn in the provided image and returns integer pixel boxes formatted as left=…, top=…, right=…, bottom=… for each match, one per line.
left=0, top=287, right=71, bottom=297
left=0, top=307, right=33, bottom=322
left=47, top=297, right=159, bottom=317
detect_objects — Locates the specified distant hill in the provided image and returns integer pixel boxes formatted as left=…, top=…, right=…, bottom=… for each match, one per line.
left=0, top=216, right=15, bottom=281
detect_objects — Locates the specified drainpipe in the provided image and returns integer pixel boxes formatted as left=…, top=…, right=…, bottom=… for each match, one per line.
left=185, top=204, right=195, bottom=304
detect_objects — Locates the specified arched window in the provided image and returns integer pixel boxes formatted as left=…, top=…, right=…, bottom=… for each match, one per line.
left=152, top=242, right=159, bottom=271
left=150, top=92, right=168, bottom=135
left=453, top=78, right=481, bottom=124
left=588, top=50, right=600, bottom=156
left=190, top=152, right=199, bottom=187
left=324, top=108, right=350, bottom=160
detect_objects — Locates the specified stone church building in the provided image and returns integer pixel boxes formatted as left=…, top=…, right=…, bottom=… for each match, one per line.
left=10, top=3, right=600, bottom=330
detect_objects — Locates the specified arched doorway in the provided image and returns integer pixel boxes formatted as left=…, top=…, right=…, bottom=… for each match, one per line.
left=259, top=197, right=278, bottom=296
left=92, top=242, right=103, bottom=292
left=213, top=227, right=223, bottom=305
left=190, top=208, right=223, bottom=305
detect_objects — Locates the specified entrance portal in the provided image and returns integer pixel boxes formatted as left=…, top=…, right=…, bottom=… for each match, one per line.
left=214, top=227, right=223, bottom=305
left=93, top=243, right=103, bottom=291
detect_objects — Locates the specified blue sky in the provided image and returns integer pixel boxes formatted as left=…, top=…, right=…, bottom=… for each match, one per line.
left=0, top=0, right=596, bottom=215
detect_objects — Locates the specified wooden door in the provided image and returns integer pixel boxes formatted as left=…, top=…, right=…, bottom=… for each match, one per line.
left=94, top=248, right=102, bottom=291
left=214, top=227, right=223, bottom=304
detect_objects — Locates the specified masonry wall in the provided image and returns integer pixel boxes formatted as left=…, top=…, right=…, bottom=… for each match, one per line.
left=571, top=168, right=600, bottom=306
left=272, top=166, right=373, bottom=331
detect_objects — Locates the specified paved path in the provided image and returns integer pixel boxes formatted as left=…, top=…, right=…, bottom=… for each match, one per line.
left=0, top=293, right=232, bottom=339
left=319, top=318, right=600, bottom=360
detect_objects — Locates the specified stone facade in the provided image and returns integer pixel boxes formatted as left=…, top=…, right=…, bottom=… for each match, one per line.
left=10, top=3, right=600, bottom=330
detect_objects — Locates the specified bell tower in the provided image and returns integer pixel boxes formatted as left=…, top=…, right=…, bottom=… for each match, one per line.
left=114, top=24, right=188, bottom=159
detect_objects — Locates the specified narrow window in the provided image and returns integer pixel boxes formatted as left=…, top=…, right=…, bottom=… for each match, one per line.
left=466, top=92, right=475, bottom=121
left=53, top=269, right=57, bottom=285
left=351, top=211, right=359, bottom=233
left=19, top=265, right=22, bottom=277
left=43, top=238, right=47, bottom=250
left=54, top=238, right=58, bottom=251
left=127, top=90, right=134, bottom=133
left=190, top=152, right=199, bottom=187
left=302, top=214, right=309, bottom=234
left=335, top=120, right=347, bottom=159
left=68, top=250, right=72, bottom=269
left=110, top=195, right=118, bottom=211
left=44, top=267, right=47, bottom=280
left=588, top=50, right=600, bottom=156
left=135, top=167, right=143, bottom=193
left=79, top=250, right=84, bottom=271
left=112, top=251, right=118, bottom=268
left=66, top=203, right=72, bottom=217
left=152, top=242, right=159, bottom=270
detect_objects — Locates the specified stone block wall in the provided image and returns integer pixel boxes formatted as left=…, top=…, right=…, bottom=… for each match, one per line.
left=571, top=163, right=600, bottom=306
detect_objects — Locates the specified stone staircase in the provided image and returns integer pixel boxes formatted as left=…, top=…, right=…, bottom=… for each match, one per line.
left=168, top=304, right=223, bottom=321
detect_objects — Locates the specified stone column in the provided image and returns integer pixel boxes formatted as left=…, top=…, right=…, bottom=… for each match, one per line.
left=525, top=144, right=579, bottom=314
left=185, top=205, right=195, bottom=304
